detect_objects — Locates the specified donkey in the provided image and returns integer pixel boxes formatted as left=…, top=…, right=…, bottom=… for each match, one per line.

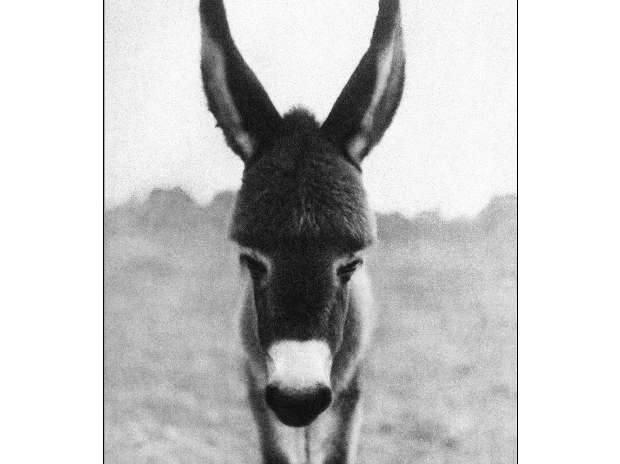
left=199, top=0, right=404, bottom=462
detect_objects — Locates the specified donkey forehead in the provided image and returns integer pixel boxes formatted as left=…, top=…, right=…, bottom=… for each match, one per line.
left=272, top=251, right=339, bottom=292
left=229, top=111, right=376, bottom=251
left=269, top=247, right=358, bottom=270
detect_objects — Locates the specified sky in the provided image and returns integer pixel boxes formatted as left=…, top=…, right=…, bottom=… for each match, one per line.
left=105, top=0, right=515, bottom=217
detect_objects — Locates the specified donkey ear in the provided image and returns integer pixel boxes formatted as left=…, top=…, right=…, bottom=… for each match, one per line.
left=321, top=0, right=405, bottom=165
left=200, top=0, right=282, bottom=162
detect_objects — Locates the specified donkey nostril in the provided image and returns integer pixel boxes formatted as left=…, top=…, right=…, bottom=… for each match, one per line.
left=315, top=385, right=332, bottom=411
left=265, top=384, right=332, bottom=427
left=264, top=384, right=280, bottom=411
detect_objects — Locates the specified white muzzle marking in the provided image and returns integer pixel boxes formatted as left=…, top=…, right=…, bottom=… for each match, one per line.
left=267, top=340, right=332, bottom=390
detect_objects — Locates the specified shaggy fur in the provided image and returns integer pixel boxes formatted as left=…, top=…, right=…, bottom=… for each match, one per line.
left=230, top=109, right=376, bottom=252
left=199, top=0, right=405, bottom=462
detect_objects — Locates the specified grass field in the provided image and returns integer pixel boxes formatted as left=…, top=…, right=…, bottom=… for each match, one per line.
left=104, top=189, right=516, bottom=463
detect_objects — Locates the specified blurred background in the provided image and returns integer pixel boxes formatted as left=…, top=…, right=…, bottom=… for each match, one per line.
left=104, top=0, right=516, bottom=218
left=104, top=189, right=516, bottom=463
left=105, top=0, right=515, bottom=462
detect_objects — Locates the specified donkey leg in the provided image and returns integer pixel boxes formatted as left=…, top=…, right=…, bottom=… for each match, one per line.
left=307, top=371, right=363, bottom=464
left=247, top=365, right=307, bottom=464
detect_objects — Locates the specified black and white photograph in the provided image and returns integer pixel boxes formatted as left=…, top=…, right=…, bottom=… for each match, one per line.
left=9, top=1, right=620, bottom=463
left=104, top=0, right=515, bottom=462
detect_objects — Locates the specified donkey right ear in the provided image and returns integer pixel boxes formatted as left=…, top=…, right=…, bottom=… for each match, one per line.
left=321, top=0, right=405, bottom=166
left=200, top=0, right=282, bottom=162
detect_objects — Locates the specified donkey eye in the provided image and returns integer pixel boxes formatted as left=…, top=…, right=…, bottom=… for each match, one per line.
left=337, top=258, right=363, bottom=282
left=240, top=254, right=268, bottom=280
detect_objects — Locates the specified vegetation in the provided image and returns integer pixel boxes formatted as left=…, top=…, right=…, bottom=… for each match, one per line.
left=104, top=188, right=516, bottom=463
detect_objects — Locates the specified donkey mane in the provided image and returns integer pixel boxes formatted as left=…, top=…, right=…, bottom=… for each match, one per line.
left=230, top=108, right=376, bottom=251
left=279, top=108, right=321, bottom=134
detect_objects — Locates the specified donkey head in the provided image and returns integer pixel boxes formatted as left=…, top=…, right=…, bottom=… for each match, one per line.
left=200, top=0, right=404, bottom=427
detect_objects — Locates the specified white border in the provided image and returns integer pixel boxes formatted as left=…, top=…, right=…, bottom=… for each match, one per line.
left=0, top=1, right=103, bottom=462
left=519, top=0, right=620, bottom=462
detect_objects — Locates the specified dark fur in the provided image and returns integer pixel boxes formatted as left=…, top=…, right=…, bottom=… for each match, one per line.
left=321, top=0, right=405, bottom=163
left=200, top=0, right=405, bottom=165
left=230, top=109, right=376, bottom=252
left=199, top=0, right=281, bottom=160
left=252, top=245, right=349, bottom=349
left=199, top=1, right=405, bottom=462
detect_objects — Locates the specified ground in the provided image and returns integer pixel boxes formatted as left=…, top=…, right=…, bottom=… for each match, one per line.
left=104, top=189, right=516, bottom=463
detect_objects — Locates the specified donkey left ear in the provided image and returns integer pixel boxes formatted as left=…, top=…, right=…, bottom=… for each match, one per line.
left=200, top=0, right=282, bottom=162
left=321, top=0, right=405, bottom=165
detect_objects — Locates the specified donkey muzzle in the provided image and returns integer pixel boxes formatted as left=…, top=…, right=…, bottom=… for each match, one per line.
left=265, top=384, right=332, bottom=427
left=265, top=340, right=333, bottom=427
